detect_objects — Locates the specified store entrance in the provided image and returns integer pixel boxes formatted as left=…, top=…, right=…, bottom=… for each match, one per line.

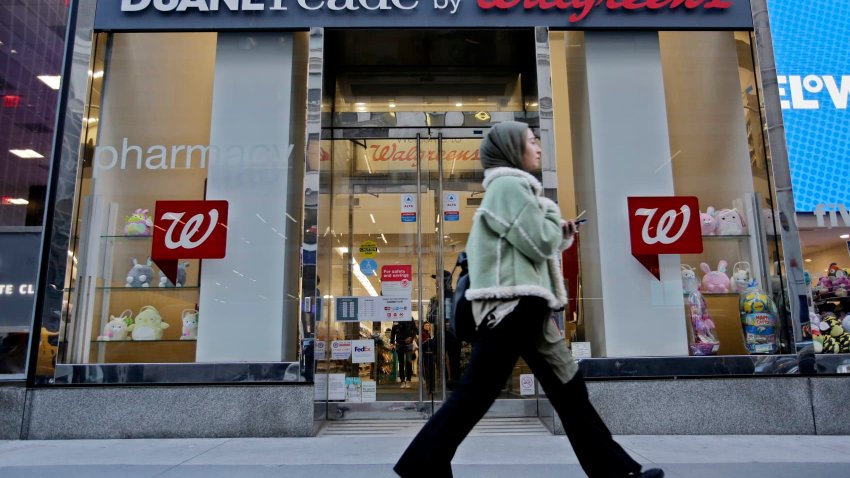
left=315, top=29, right=542, bottom=420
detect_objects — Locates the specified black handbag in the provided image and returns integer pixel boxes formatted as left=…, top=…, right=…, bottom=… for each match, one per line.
left=450, top=251, right=476, bottom=342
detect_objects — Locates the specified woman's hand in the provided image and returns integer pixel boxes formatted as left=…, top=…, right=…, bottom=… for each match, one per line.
left=562, top=219, right=577, bottom=238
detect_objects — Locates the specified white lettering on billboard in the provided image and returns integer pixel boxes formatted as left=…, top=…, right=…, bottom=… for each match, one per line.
left=777, top=75, right=850, bottom=110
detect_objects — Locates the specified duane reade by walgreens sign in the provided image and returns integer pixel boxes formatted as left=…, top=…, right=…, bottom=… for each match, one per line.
left=108, top=0, right=751, bottom=29
left=123, top=0, right=731, bottom=17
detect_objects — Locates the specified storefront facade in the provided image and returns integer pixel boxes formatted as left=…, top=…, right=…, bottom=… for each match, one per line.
left=4, top=0, right=845, bottom=439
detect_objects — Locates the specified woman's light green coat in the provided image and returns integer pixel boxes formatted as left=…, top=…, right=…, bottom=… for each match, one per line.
left=464, top=167, right=573, bottom=309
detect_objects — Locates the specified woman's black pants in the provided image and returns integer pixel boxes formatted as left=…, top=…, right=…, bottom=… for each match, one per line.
left=394, top=297, right=642, bottom=478
left=396, top=344, right=413, bottom=382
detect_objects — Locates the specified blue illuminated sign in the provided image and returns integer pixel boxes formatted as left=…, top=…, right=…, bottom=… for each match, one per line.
left=769, top=0, right=850, bottom=212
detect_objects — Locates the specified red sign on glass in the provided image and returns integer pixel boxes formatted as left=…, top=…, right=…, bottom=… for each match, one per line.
left=627, top=196, right=703, bottom=279
left=152, top=200, right=229, bottom=283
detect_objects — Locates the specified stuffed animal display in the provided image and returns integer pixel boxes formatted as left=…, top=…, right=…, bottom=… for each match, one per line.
left=180, top=309, right=199, bottom=340
left=96, top=309, right=133, bottom=341
left=812, top=313, right=850, bottom=354
left=126, top=257, right=154, bottom=288
left=128, top=305, right=169, bottom=341
left=124, top=208, right=153, bottom=236
left=159, top=261, right=190, bottom=288
left=812, top=263, right=850, bottom=300
left=700, top=206, right=748, bottom=236
left=700, top=260, right=730, bottom=294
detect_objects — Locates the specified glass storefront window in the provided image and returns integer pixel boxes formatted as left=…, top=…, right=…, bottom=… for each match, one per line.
left=0, top=2, right=69, bottom=377
left=54, top=31, right=309, bottom=370
left=550, top=30, right=789, bottom=360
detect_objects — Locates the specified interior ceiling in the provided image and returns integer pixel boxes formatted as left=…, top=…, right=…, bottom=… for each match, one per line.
left=0, top=1, right=68, bottom=221
left=325, top=29, right=535, bottom=113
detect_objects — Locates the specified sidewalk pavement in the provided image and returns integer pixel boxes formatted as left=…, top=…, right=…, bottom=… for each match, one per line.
left=1, top=432, right=847, bottom=478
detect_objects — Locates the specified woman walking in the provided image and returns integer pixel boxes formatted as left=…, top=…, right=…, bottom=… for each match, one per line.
left=394, top=121, right=663, bottom=478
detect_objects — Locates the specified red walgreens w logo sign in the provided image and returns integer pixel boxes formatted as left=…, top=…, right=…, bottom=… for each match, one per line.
left=151, top=200, right=229, bottom=283
left=627, top=196, right=703, bottom=279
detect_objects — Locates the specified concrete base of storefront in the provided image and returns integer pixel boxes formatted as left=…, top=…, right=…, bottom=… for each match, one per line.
left=547, top=377, right=846, bottom=436
left=0, top=385, right=25, bottom=439
left=810, top=377, right=850, bottom=435
left=19, top=384, right=314, bottom=439
left=3, top=377, right=850, bottom=439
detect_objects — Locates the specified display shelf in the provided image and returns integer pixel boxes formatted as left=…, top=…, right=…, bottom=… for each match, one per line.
left=701, top=234, right=750, bottom=241
left=101, top=235, right=152, bottom=239
left=96, top=286, right=200, bottom=291
left=684, top=292, right=741, bottom=298
left=91, top=339, right=196, bottom=343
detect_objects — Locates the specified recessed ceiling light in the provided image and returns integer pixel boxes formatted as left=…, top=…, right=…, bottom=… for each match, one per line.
left=37, top=75, right=61, bottom=90
left=804, top=258, right=813, bottom=263
left=1, top=197, right=28, bottom=205
left=354, top=102, right=365, bottom=106
left=841, top=234, right=850, bottom=239
left=10, top=149, right=44, bottom=159
left=389, top=103, right=396, bottom=108
left=455, top=103, right=463, bottom=107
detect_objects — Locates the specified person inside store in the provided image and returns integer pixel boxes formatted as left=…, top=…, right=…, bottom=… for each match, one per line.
left=420, top=321, right=435, bottom=394
left=426, top=270, right=462, bottom=389
left=394, top=121, right=664, bottom=478
left=390, top=319, right=418, bottom=389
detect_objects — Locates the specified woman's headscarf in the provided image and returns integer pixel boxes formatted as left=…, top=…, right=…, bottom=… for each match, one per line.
left=479, top=121, right=529, bottom=170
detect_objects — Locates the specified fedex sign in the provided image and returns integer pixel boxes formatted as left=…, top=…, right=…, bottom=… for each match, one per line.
left=627, top=196, right=703, bottom=279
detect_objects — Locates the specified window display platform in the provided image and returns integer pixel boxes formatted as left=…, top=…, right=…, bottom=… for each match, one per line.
left=53, top=362, right=304, bottom=385
left=578, top=353, right=850, bottom=378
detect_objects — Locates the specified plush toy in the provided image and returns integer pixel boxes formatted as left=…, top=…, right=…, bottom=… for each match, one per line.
left=819, top=313, right=845, bottom=338
left=831, top=269, right=850, bottom=297
left=762, top=208, right=777, bottom=236
left=730, top=262, right=751, bottom=294
left=700, top=207, right=717, bottom=235
left=180, top=309, right=199, bottom=340
left=681, top=264, right=700, bottom=294
left=96, top=310, right=133, bottom=341
left=128, top=305, right=169, bottom=340
left=815, top=276, right=834, bottom=297
left=842, top=315, right=850, bottom=335
left=687, top=291, right=720, bottom=356
left=716, top=208, right=747, bottom=235
left=126, top=257, right=154, bottom=288
left=700, top=260, right=730, bottom=293
left=159, top=261, right=190, bottom=288
left=124, top=208, right=153, bottom=236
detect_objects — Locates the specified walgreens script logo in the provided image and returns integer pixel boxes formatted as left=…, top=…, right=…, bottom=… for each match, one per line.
left=627, top=196, right=702, bottom=278
left=153, top=200, right=229, bottom=259
left=477, top=0, right=732, bottom=22
left=151, top=200, right=228, bottom=284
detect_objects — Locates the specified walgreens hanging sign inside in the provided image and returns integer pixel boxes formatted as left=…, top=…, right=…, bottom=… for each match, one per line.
left=103, top=0, right=752, bottom=29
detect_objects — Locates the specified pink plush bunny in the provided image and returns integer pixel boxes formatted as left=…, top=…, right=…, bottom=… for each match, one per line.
left=700, top=260, right=730, bottom=293
left=700, top=207, right=717, bottom=235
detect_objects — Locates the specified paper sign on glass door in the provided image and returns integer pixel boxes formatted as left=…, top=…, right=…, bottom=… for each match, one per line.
left=401, top=194, right=417, bottom=222
left=443, top=192, right=460, bottom=222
